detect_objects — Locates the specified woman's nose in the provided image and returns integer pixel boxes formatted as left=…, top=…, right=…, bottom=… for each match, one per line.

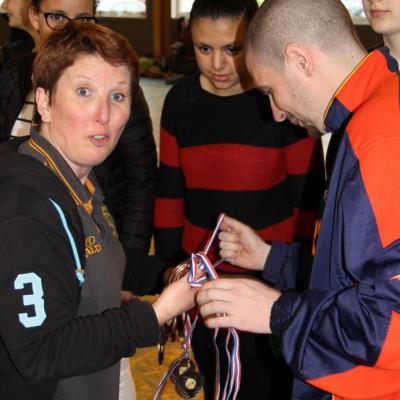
left=211, top=51, right=225, bottom=71
left=95, top=98, right=111, bottom=125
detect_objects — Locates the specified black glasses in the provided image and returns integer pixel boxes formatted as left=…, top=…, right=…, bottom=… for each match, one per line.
left=41, top=11, right=97, bottom=31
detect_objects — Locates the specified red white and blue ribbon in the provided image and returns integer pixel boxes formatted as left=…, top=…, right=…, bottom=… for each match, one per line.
left=153, top=213, right=241, bottom=400
left=153, top=315, right=199, bottom=400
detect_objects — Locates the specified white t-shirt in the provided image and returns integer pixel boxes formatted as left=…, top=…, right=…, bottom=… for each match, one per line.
left=10, top=90, right=34, bottom=138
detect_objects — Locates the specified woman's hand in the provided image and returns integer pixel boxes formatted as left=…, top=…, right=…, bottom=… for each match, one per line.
left=152, top=275, right=195, bottom=326
left=219, top=215, right=271, bottom=270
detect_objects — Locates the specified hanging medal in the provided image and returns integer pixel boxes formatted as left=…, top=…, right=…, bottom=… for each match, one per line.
left=153, top=214, right=241, bottom=400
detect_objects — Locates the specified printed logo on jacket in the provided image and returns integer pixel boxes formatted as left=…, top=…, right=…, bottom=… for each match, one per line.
left=85, top=235, right=102, bottom=258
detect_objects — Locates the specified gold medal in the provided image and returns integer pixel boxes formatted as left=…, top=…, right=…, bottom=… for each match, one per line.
left=171, top=358, right=196, bottom=383
left=175, top=370, right=204, bottom=399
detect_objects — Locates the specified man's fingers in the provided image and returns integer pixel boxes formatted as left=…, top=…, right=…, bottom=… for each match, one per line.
left=218, top=230, right=240, bottom=243
left=219, top=234, right=242, bottom=249
left=196, top=284, right=230, bottom=306
left=203, top=314, right=235, bottom=329
left=220, top=215, right=245, bottom=230
left=220, top=245, right=241, bottom=259
left=219, top=236, right=242, bottom=260
left=198, top=299, right=232, bottom=319
left=200, top=278, right=243, bottom=292
left=220, top=250, right=239, bottom=261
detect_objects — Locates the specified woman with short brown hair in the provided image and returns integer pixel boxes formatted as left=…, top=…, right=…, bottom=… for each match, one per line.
left=0, top=21, right=193, bottom=400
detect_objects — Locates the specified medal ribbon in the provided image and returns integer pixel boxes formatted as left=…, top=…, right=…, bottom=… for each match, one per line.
left=153, top=315, right=198, bottom=400
left=153, top=213, right=241, bottom=400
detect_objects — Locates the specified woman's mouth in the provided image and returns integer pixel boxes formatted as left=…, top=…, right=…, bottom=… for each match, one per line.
left=89, top=135, right=109, bottom=146
left=212, top=74, right=229, bottom=82
left=370, top=9, right=390, bottom=18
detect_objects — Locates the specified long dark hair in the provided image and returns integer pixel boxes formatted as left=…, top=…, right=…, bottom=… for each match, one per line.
left=189, top=0, right=258, bottom=26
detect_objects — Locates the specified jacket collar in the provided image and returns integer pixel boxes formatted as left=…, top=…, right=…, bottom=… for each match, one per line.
left=19, top=129, right=102, bottom=215
left=324, top=47, right=399, bottom=133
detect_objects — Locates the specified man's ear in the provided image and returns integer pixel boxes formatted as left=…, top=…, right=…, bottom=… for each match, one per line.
left=35, top=87, right=51, bottom=123
left=28, top=6, right=40, bottom=32
left=284, top=43, right=313, bottom=78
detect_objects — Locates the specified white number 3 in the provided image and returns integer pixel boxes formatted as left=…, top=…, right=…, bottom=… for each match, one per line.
left=14, top=273, right=46, bottom=328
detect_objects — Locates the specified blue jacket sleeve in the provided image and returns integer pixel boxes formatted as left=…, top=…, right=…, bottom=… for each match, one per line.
left=263, top=241, right=313, bottom=292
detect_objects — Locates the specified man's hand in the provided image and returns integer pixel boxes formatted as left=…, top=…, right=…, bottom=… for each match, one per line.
left=219, top=215, right=270, bottom=270
left=196, top=278, right=281, bottom=334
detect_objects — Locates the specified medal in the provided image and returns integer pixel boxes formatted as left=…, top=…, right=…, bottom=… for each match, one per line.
left=153, top=214, right=241, bottom=400
left=175, top=370, right=204, bottom=399
left=171, top=358, right=196, bottom=383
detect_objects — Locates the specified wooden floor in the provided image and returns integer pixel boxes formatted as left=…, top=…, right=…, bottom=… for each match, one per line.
left=130, top=298, right=204, bottom=400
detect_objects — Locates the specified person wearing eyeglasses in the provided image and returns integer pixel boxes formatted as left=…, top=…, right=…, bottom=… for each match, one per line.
left=34, top=9, right=97, bottom=29
left=29, top=0, right=98, bottom=41
left=0, top=0, right=164, bottom=301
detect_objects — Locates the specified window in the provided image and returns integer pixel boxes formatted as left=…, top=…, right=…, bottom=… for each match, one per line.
left=257, top=0, right=367, bottom=24
left=96, top=0, right=147, bottom=18
left=171, top=0, right=194, bottom=18
left=341, top=0, right=367, bottom=24
left=171, top=1, right=367, bottom=24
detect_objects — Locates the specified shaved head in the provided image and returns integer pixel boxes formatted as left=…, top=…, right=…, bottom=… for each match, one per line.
left=247, top=0, right=364, bottom=68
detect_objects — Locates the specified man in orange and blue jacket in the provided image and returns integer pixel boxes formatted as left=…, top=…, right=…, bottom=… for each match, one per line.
left=196, top=1, right=400, bottom=399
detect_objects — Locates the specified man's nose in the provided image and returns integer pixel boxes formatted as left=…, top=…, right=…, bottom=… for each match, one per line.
left=269, top=95, right=287, bottom=122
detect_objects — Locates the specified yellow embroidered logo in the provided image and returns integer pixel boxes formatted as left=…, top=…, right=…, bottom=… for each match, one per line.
left=85, top=235, right=102, bottom=258
left=101, top=205, right=118, bottom=239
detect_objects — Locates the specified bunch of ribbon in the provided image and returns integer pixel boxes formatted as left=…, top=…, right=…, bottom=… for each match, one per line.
left=153, top=213, right=241, bottom=400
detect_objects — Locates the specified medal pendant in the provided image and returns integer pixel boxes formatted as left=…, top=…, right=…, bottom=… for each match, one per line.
left=175, top=370, right=204, bottom=399
left=171, top=358, right=196, bottom=383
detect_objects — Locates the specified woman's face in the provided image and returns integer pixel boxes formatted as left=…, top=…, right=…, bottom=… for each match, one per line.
left=1, top=0, right=31, bottom=30
left=36, top=54, right=131, bottom=182
left=29, top=0, right=94, bottom=45
left=191, top=16, right=251, bottom=96
left=362, top=0, right=400, bottom=38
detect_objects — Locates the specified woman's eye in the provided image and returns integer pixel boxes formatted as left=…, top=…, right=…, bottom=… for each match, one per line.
left=111, top=93, right=126, bottom=102
left=49, top=13, right=67, bottom=22
left=198, top=45, right=210, bottom=54
left=76, top=88, right=90, bottom=97
left=227, top=46, right=240, bottom=56
left=77, top=17, right=94, bottom=23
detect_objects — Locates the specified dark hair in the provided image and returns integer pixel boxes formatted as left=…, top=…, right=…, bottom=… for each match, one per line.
left=189, top=0, right=258, bottom=25
left=30, top=0, right=99, bottom=14
left=32, top=21, right=138, bottom=120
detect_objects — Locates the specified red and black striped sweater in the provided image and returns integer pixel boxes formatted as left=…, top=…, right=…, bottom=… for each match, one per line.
left=154, top=73, right=324, bottom=273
